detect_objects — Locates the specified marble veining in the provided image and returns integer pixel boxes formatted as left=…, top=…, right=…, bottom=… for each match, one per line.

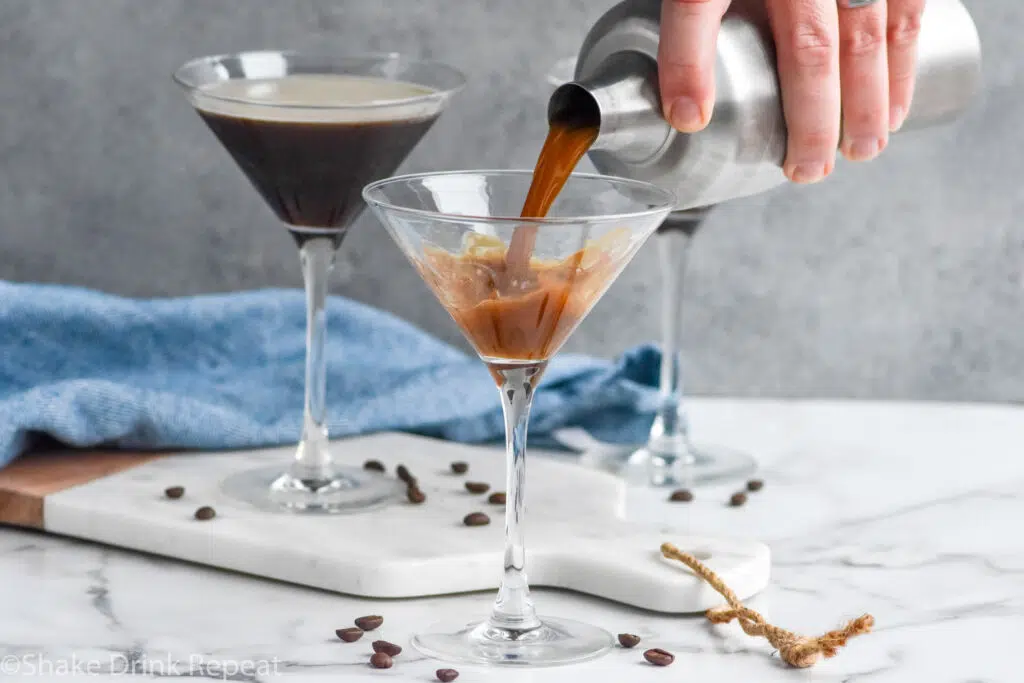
left=1, top=398, right=1023, bottom=682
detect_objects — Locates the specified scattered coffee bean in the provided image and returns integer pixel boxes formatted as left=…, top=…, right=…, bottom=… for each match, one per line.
left=194, top=506, right=216, bottom=521
left=335, top=627, right=363, bottom=642
left=669, top=489, right=694, bottom=503
left=407, top=486, right=426, bottom=504
left=369, top=652, right=392, bottom=669
left=436, top=668, right=460, bottom=682
left=450, top=461, right=469, bottom=475
left=463, top=512, right=490, bottom=527
left=396, top=465, right=415, bottom=485
left=747, top=479, right=764, bottom=492
left=372, top=640, right=402, bottom=657
left=465, top=481, right=490, bottom=494
left=354, top=615, right=384, bottom=631
left=487, top=492, right=506, bottom=505
left=164, top=486, right=185, bottom=500
left=618, top=633, right=641, bottom=648
left=363, top=460, right=386, bottom=473
left=729, top=491, right=748, bottom=507
left=643, top=648, right=675, bottom=666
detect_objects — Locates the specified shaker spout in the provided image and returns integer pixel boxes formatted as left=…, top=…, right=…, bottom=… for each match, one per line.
left=547, top=51, right=673, bottom=164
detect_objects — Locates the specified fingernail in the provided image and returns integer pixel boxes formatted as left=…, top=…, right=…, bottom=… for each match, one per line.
left=842, top=137, right=884, bottom=162
left=667, top=97, right=704, bottom=132
left=890, top=106, right=906, bottom=132
left=786, top=163, right=827, bottom=184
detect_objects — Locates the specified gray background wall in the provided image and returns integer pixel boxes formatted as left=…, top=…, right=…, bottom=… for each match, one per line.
left=0, top=0, right=1020, bottom=401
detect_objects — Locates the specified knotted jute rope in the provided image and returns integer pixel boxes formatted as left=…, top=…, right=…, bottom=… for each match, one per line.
left=660, top=543, right=874, bottom=668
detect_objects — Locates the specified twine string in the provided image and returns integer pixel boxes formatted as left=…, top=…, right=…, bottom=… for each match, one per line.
left=660, top=542, right=874, bottom=668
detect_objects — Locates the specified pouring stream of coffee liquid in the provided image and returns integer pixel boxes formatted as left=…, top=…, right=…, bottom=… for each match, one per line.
left=504, top=121, right=600, bottom=276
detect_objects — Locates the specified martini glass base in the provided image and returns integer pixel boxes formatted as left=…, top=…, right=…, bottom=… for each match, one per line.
left=412, top=617, right=613, bottom=667
left=623, top=441, right=757, bottom=487
left=221, top=465, right=404, bottom=514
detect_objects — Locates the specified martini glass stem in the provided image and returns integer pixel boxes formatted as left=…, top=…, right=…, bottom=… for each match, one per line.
left=293, top=234, right=338, bottom=483
left=489, top=362, right=545, bottom=633
left=647, top=225, right=695, bottom=464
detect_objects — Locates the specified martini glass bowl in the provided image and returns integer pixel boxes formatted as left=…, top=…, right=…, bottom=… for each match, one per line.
left=173, top=51, right=465, bottom=513
left=363, top=170, right=674, bottom=666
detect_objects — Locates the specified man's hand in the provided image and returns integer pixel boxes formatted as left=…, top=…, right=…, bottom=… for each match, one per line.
left=658, top=0, right=925, bottom=183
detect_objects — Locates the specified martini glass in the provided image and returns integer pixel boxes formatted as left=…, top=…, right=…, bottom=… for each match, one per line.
left=545, top=58, right=756, bottom=486
left=173, top=51, right=465, bottom=513
left=364, top=170, right=674, bottom=666
left=626, top=208, right=757, bottom=487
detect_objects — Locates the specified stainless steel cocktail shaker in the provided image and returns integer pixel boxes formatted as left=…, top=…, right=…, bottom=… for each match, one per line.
left=549, top=0, right=982, bottom=210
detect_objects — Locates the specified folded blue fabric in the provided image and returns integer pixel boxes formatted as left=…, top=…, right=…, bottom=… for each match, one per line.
left=0, top=282, right=664, bottom=468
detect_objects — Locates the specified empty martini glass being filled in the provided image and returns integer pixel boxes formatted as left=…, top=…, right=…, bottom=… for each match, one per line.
left=174, top=51, right=465, bottom=513
left=364, top=170, right=674, bottom=665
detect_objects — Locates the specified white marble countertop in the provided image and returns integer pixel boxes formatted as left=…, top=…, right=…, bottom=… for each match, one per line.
left=1, top=398, right=1022, bottom=682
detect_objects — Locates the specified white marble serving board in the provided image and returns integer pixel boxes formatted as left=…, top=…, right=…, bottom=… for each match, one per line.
left=40, top=433, right=770, bottom=612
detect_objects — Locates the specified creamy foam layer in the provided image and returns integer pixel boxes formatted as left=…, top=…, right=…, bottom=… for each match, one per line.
left=191, top=74, right=442, bottom=123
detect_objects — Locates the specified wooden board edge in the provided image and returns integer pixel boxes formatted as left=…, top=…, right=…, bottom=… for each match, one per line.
left=0, top=451, right=165, bottom=529
left=0, top=489, right=44, bottom=529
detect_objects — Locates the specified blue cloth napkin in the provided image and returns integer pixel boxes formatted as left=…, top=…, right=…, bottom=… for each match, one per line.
left=0, top=282, right=664, bottom=468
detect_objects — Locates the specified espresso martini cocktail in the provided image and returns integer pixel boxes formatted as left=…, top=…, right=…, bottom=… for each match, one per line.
left=191, top=74, right=442, bottom=232
left=174, top=52, right=465, bottom=514
left=364, top=170, right=674, bottom=666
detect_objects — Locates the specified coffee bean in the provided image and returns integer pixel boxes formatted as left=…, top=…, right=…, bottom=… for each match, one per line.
left=644, top=648, right=675, bottom=666
left=669, top=489, right=694, bottom=503
left=407, top=486, right=426, bottom=504
left=194, top=506, right=216, bottom=521
left=436, top=668, right=460, bottom=682
left=463, top=512, right=490, bottom=527
left=369, top=652, right=392, bottom=669
left=396, top=465, right=415, bottom=485
left=465, top=481, right=490, bottom=494
left=487, top=492, right=506, bottom=505
left=450, top=461, right=469, bottom=475
left=618, top=633, right=641, bottom=648
left=335, top=627, right=363, bottom=642
left=164, top=486, right=185, bottom=500
left=372, top=640, right=402, bottom=657
left=354, top=615, right=383, bottom=631
left=363, top=460, right=386, bottom=473
left=747, top=479, right=764, bottom=492
left=729, top=492, right=748, bottom=507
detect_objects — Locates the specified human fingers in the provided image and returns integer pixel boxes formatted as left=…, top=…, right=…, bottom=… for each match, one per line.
left=658, top=0, right=731, bottom=132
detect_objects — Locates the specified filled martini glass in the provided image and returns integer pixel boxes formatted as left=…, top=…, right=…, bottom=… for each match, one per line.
left=174, top=51, right=465, bottom=513
left=545, top=58, right=756, bottom=486
left=364, top=170, right=674, bottom=666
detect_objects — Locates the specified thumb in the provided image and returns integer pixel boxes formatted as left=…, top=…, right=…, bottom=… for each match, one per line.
left=658, top=0, right=730, bottom=132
